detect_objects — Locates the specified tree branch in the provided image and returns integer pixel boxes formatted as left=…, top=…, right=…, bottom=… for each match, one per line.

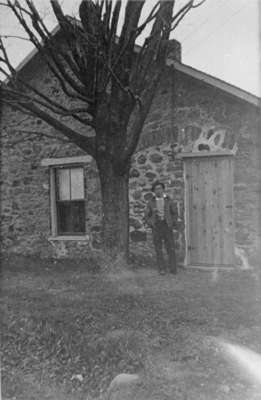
left=1, top=98, right=35, bottom=118
left=119, top=69, right=161, bottom=166
left=119, top=1, right=175, bottom=164
left=3, top=98, right=96, bottom=157
left=1, top=84, right=94, bottom=127
left=8, top=129, right=71, bottom=146
left=170, top=0, right=207, bottom=32
left=1, top=34, right=31, bottom=42
left=0, top=36, right=16, bottom=75
left=1, top=0, right=206, bottom=169
left=192, top=0, right=207, bottom=8
left=135, top=1, right=160, bottom=37
left=6, top=0, right=93, bottom=103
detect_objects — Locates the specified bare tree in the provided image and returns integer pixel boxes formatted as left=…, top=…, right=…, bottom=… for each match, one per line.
left=0, top=0, right=205, bottom=258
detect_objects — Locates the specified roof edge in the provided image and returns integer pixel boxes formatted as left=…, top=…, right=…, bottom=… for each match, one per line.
left=7, top=23, right=261, bottom=108
left=167, top=59, right=260, bottom=107
left=13, top=25, right=60, bottom=76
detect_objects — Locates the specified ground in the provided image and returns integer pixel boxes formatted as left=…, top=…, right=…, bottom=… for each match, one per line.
left=1, top=255, right=261, bottom=400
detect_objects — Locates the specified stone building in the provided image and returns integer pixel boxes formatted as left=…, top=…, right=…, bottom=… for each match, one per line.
left=1, top=37, right=260, bottom=268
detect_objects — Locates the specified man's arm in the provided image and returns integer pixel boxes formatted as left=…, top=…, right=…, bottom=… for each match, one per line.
left=170, top=199, right=181, bottom=223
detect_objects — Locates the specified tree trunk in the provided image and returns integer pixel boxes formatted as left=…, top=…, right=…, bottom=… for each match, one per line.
left=97, top=159, right=130, bottom=259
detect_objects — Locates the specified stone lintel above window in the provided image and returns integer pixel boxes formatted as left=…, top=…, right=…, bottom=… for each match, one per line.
left=41, top=155, right=92, bottom=167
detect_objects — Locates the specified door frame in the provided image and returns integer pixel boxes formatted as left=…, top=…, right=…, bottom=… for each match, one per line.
left=181, top=151, right=235, bottom=267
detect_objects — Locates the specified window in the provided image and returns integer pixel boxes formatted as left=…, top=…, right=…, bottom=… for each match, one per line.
left=55, top=167, right=85, bottom=235
left=41, top=156, right=92, bottom=238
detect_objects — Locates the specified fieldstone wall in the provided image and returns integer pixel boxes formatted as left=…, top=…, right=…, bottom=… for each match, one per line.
left=129, top=144, right=185, bottom=263
left=1, top=56, right=260, bottom=264
left=0, top=46, right=98, bottom=259
left=0, top=116, right=98, bottom=258
left=136, top=68, right=261, bottom=266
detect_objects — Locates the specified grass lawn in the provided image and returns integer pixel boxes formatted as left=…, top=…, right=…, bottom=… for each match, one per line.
left=1, top=255, right=261, bottom=400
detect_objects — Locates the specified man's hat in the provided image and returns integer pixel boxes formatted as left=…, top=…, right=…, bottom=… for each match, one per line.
left=151, top=180, right=165, bottom=192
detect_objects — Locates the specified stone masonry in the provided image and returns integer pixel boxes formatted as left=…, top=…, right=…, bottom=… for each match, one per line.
left=1, top=45, right=260, bottom=265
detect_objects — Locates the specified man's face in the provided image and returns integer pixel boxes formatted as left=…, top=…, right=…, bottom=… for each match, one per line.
left=154, top=184, right=164, bottom=198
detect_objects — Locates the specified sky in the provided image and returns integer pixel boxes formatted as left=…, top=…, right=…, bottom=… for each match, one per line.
left=0, top=0, right=260, bottom=96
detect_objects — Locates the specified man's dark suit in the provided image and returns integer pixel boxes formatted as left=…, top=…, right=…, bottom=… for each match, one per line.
left=145, top=194, right=177, bottom=274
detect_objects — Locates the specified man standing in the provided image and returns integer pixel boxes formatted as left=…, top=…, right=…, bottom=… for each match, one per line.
left=145, top=180, right=178, bottom=275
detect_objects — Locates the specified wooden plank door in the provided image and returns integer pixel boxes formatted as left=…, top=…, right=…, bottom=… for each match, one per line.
left=184, top=154, right=235, bottom=266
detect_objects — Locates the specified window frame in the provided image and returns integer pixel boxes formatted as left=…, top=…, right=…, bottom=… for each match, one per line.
left=49, top=164, right=86, bottom=237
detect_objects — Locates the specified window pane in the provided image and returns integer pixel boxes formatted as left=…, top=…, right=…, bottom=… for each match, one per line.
left=57, top=201, right=85, bottom=234
left=71, top=168, right=84, bottom=199
left=57, top=169, right=70, bottom=200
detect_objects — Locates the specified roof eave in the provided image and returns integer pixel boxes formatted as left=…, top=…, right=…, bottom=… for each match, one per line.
left=167, top=59, right=260, bottom=107
left=5, top=24, right=260, bottom=108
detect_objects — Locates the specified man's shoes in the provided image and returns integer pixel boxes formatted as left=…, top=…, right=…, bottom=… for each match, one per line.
left=170, top=269, right=177, bottom=275
left=159, top=269, right=166, bottom=275
left=169, top=267, right=177, bottom=274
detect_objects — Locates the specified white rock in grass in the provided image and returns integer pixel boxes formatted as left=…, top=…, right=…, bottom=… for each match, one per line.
left=109, top=373, right=140, bottom=388
left=106, top=373, right=141, bottom=400
left=71, top=373, right=83, bottom=382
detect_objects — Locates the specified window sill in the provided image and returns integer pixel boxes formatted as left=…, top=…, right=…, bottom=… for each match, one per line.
left=48, top=235, right=89, bottom=241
